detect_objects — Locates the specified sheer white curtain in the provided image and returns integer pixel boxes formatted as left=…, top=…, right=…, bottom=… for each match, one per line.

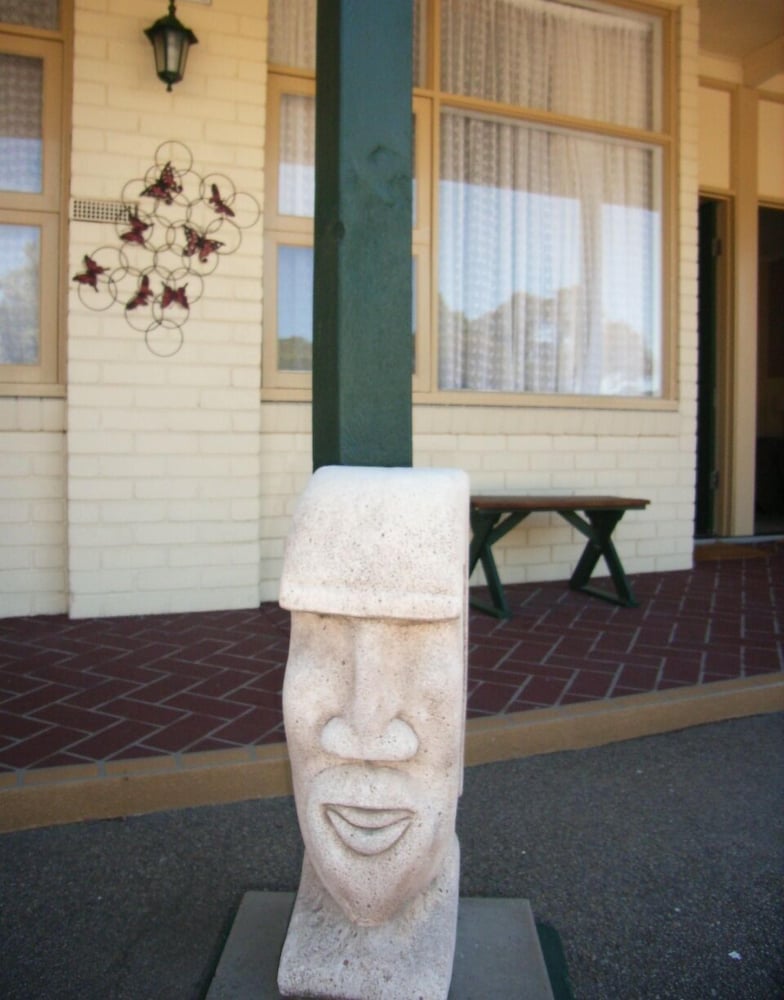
left=268, top=0, right=317, bottom=70
left=279, top=94, right=315, bottom=218
left=438, top=0, right=661, bottom=396
left=270, top=0, right=424, bottom=219
left=269, top=0, right=425, bottom=80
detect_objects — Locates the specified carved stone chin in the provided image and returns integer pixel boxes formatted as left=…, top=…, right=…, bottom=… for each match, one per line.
left=277, top=466, right=469, bottom=998
left=277, top=838, right=462, bottom=1000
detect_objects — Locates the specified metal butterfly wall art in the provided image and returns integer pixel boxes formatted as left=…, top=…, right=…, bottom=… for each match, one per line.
left=209, top=183, right=235, bottom=217
left=73, top=255, right=107, bottom=291
left=141, top=162, right=183, bottom=205
left=121, top=212, right=151, bottom=246
left=73, top=142, right=260, bottom=356
left=161, top=283, right=189, bottom=310
left=126, top=274, right=153, bottom=310
left=183, top=225, right=224, bottom=264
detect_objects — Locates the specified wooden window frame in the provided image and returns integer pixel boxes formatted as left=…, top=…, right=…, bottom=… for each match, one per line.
left=264, top=75, right=432, bottom=398
left=0, top=10, right=70, bottom=395
left=263, top=0, right=676, bottom=409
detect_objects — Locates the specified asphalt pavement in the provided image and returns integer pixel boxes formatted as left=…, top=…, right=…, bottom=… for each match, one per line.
left=1, top=712, right=782, bottom=1000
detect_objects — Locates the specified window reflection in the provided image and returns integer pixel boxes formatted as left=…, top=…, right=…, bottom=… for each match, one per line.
left=278, top=245, right=313, bottom=371
left=0, top=224, right=40, bottom=364
left=277, top=246, right=418, bottom=375
left=0, top=54, right=43, bottom=195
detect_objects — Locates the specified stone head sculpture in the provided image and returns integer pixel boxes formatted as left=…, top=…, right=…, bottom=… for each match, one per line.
left=277, top=465, right=469, bottom=999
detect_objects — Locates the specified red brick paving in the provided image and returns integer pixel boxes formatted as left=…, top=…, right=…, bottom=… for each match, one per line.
left=0, top=542, right=781, bottom=772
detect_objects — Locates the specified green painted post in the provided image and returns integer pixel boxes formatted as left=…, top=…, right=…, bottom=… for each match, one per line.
left=312, top=0, right=413, bottom=469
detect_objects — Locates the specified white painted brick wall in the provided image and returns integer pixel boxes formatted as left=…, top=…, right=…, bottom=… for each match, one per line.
left=0, top=400, right=68, bottom=616
left=257, top=403, right=312, bottom=602
left=1, top=0, right=702, bottom=617
left=66, top=0, right=267, bottom=617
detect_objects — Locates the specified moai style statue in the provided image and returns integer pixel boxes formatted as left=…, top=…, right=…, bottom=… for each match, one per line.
left=277, top=465, right=469, bottom=1000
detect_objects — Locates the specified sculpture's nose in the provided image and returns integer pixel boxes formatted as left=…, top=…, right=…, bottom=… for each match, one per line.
left=320, top=622, right=419, bottom=762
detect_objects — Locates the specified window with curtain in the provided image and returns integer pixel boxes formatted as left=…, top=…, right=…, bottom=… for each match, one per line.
left=265, top=0, right=671, bottom=401
left=0, top=2, right=67, bottom=392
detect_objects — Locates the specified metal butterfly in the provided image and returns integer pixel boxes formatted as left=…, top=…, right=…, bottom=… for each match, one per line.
left=73, top=255, right=107, bottom=291
left=120, top=212, right=151, bottom=246
left=141, top=162, right=182, bottom=205
left=126, top=274, right=153, bottom=310
left=161, top=283, right=189, bottom=310
left=209, top=183, right=235, bottom=218
left=182, top=225, right=224, bottom=263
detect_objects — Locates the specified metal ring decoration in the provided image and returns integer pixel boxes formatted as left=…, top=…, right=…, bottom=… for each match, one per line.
left=74, top=142, right=260, bottom=356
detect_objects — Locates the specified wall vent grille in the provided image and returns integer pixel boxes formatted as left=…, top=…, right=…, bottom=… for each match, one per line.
left=71, top=199, right=134, bottom=224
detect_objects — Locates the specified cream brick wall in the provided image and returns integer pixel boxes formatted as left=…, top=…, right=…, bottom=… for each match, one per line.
left=0, top=399, right=68, bottom=616
left=1, top=0, right=703, bottom=618
left=66, top=0, right=267, bottom=617
left=258, top=403, right=697, bottom=604
left=258, top=402, right=313, bottom=601
left=410, top=401, right=695, bottom=589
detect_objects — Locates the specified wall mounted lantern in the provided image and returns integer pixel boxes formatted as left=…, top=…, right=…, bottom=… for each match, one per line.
left=144, top=1, right=198, bottom=92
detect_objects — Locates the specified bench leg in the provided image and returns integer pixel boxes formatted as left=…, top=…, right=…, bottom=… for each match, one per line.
left=469, top=511, right=527, bottom=618
left=566, top=510, right=639, bottom=607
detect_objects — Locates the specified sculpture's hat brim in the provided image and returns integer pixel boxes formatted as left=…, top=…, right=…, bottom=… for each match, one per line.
left=279, top=466, right=469, bottom=621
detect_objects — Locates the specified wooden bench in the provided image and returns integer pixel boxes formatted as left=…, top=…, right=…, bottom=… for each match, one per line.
left=469, top=495, right=650, bottom=618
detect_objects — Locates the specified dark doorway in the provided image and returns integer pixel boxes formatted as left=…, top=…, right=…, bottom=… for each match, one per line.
left=695, top=199, right=721, bottom=537
left=755, top=205, right=784, bottom=535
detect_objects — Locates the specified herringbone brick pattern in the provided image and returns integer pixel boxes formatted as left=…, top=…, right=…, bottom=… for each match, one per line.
left=0, top=605, right=291, bottom=771
left=0, top=542, right=781, bottom=773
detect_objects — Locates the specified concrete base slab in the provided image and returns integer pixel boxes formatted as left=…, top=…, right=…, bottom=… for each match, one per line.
left=206, top=891, right=555, bottom=999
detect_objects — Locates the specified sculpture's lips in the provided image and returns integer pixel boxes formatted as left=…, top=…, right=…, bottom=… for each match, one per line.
left=324, top=804, right=414, bottom=856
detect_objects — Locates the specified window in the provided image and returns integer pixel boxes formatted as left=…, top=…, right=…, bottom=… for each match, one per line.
left=0, top=1, right=69, bottom=392
left=265, top=0, right=672, bottom=402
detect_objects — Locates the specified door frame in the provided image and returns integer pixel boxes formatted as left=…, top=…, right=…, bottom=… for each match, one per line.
left=696, top=194, right=733, bottom=537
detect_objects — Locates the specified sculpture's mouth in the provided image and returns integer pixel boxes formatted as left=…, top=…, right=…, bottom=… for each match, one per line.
left=324, top=804, right=414, bottom=856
